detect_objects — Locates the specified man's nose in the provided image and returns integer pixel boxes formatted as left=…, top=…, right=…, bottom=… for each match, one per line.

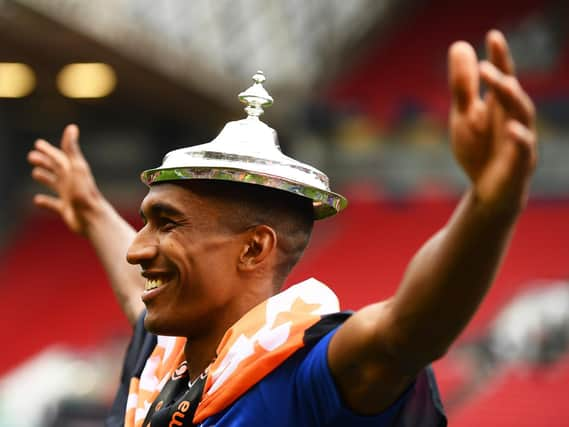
left=126, top=228, right=159, bottom=265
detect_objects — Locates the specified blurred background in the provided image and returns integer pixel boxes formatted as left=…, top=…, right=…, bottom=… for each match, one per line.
left=0, top=0, right=568, bottom=425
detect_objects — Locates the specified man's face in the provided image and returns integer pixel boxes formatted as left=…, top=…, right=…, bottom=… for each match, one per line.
left=127, top=183, right=246, bottom=337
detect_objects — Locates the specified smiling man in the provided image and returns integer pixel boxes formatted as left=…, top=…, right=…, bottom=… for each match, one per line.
left=28, top=30, right=537, bottom=427
left=130, top=180, right=316, bottom=367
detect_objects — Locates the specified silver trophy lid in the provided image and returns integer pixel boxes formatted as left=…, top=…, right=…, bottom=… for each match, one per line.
left=141, top=71, right=347, bottom=219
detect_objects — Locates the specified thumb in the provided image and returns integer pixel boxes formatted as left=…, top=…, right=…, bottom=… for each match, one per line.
left=61, top=124, right=84, bottom=159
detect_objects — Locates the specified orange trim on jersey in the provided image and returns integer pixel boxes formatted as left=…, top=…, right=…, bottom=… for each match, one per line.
left=125, top=335, right=187, bottom=427
left=194, top=278, right=339, bottom=423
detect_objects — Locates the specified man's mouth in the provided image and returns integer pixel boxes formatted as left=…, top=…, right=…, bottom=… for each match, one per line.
left=142, top=271, right=173, bottom=293
left=141, top=275, right=172, bottom=304
left=145, top=278, right=166, bottom=291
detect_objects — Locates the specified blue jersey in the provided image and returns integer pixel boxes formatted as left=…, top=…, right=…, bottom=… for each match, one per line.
left=107, top=312, right=446, bottom=426
left=202, top=328, right=407, bottom=426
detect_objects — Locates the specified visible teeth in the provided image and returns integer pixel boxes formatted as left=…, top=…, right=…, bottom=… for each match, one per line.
left=145, top=279, right=164, bottom=291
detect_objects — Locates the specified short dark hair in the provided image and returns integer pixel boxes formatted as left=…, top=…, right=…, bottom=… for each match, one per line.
left=177, top=180, right=314, bottom=287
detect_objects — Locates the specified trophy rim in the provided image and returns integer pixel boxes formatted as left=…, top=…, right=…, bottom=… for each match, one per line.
left=141, top=166, right=348, bottom=220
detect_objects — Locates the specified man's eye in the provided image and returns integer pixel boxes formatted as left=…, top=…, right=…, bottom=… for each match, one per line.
left=158, top=218, right=177, bottom=230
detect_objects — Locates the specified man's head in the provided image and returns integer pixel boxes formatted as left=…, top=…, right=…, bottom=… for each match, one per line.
left=126, top=180, right=313, bottom=337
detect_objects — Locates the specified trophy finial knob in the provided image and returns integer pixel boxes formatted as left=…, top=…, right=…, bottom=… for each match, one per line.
left=238, top=70, right=273, bottom=118
left=252, top=70, right=266, bottom=84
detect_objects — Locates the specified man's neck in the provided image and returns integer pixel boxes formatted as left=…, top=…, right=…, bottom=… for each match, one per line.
left=183, top=284, right=276, bottom=381
left=184, top=337, right=219, bottom=383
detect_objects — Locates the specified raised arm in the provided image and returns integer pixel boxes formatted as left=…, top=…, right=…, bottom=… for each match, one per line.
left=27, top=124, right=145, bottom=326
left=328, top=30, right=537, bottom=413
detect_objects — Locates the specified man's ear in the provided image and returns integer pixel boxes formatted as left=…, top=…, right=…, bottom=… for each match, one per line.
left=238, top=225, right=277, bottom=271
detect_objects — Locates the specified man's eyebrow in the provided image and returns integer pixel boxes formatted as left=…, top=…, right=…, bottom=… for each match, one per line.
left=140, top=202, right=184, bottom=220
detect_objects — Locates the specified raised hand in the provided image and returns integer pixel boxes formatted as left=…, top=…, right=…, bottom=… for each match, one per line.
left=28, top=124, right=144, bottom=325
left=27, top=124, right=103, bottom=235
left=449, top=30, right=537, bottom=217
